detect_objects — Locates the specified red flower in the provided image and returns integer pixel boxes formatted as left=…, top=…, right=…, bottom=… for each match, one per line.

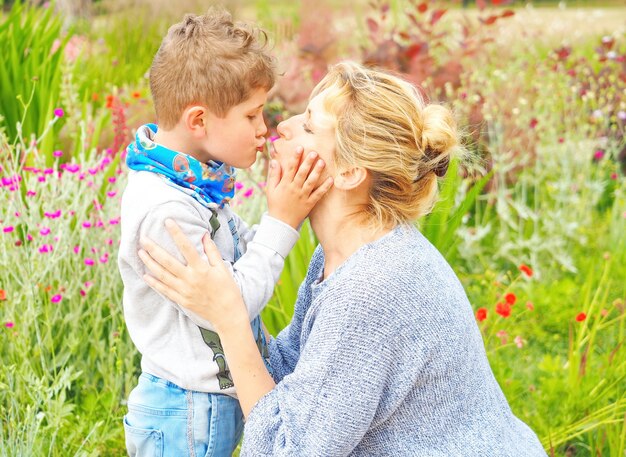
left=529, top=118, right=538, bottom=129
left=476, top=308, right=488, bottom=321
left=519, top=264, right=533, bottom=277
left=0, top=289, right=6, bottom=301
left=132, top=91, right=141, bottom=99
left=496, top=302, right=512, bottom=318
left=576, top=312, right=587, bottom=322
left=505, top=293, right=517, bottom=305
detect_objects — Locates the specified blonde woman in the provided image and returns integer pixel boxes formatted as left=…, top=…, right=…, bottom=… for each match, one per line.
left=138, top=62, right=547, bottom=456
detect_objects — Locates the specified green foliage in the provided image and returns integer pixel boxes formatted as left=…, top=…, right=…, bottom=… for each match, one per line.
left=0, top=1, right=69, bottom=152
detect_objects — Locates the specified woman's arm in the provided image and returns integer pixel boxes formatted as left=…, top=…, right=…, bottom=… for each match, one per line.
left=140, top=223, right=275, bottom=418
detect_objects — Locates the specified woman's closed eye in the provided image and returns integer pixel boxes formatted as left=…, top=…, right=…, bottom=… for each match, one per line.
left=302, top=123, right=313, bottom=134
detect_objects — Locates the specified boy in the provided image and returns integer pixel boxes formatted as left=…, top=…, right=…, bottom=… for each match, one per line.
left=117, top=9, right=326, bottom=456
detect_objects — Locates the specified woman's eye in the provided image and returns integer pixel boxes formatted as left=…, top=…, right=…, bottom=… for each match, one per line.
left=302, top=123, right=313, bottom=134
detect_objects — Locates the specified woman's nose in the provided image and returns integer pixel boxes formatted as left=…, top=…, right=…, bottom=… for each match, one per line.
left=276, top=120, right=290, bottom=140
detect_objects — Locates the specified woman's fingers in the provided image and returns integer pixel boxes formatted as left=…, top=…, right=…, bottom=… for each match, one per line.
left=139, top=249, right=182, bottom=289
left=140, top=235, right=187, bottom=278
left=201, top=233, right=225, bottom=267
left=143, top=273, right=185, bottom=305
left=164, top=219, right=203, bottom=268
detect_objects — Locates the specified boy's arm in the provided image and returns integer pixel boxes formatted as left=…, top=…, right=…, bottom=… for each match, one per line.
left=223, top=149, right=332, bottom=319
left=221, top=213, right=299, bottom=320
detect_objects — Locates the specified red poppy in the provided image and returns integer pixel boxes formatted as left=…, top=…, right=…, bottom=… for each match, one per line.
left=505, top=293, right=517, bottom=305
left=496, top=302, right=512, bottom=318
left=576, top=312, right=587, bottom=322
left=131, top=91, right=141, bottom=99
left=519, top=264, right=533, bottom=277
left=0, top=289, right=6, bottom=301
left=476, top=308, right=488, bottom=322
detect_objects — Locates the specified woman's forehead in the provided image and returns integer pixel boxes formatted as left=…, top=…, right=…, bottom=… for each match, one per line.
left=307, top=91, right=336, bottom=130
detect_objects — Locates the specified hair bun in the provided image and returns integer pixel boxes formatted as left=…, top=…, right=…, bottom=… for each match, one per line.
left=421, top=104, right=458, bottom=172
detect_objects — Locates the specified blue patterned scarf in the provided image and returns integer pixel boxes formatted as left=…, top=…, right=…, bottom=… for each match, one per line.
left=126, top=124, right=235, bottom=208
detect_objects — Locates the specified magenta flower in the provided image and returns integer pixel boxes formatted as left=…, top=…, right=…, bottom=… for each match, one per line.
left=44, top=168, right=54, bottom=175
left=27, top=190, right=37, bottom=197
left=38, top=176, right=46, bottom=183
left=3, top=226, right=14, bottom=233
left=82, top=221, right=92, bottom=229
left=65, top=164, right=80, bottom=173
left=53, top=108, right=64, bottom=117
left=109, top=218, right=120, bottom=225
left=611, top=172, right=618, bottom=180
left=88, top=168, right=98, bottom=175
left=594, top=150, right=605, bottom=160
left=50, top=294, right=62, bottom=303
left=44, top=210, right=61, bottom=219
left=4, top=322, right=14, bottom=328
left=99, top=253, right=109, bottom=264
left=53, top=150, right=63, bottom=157
left=73, top=245, right=80, bottom=254
left=84, top=258, right=95, bottom=266
left=38, top=244, right=53, bottom=253
left=27, top=234, right=33, bottom=242
left=243, top=187, right=254, bottom=198
left=108, top=177, right=117, bottom=183
left=107, top=191, right=117, bottom=198
left=235, top=182, right=244, bottom=190
left=40, top=227, right=51, bottom=236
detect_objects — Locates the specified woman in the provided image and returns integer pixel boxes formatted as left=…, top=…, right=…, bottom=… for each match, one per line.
left=139, top=62, right=547, bottom=456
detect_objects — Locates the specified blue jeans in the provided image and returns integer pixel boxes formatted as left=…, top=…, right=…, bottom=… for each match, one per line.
left=124, top=373, right=244, bottom=457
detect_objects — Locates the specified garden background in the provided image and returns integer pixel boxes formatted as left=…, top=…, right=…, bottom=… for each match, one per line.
left=0, top=0, right=625, bottom=455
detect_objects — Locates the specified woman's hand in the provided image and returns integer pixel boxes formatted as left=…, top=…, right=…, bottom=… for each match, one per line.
left=266, top=147, right=333, bottom=229
left=139, top=219, right=248, bottom=332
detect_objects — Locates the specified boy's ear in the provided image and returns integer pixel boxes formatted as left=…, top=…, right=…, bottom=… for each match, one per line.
left=334, top=166, right=368, bottom=190
left=183, top=105, right=209, bottom=137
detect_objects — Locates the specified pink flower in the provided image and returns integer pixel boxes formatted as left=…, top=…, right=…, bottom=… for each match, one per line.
left=73, top=245, right=80, bottom=254
left=38, top=244, right=53, bottom=253
left=99, top=253, right=109, bottom=263
left=108, top=177, right=117, bottom=183
left=243, top=187, right=254, bottom=198
left=594, top=150, right=605, bottom=160
left=84, top=258, right=95, bottom=266
left=38, top=176, right=46, bottom=183
left=40, top=227, right=51, bottom=236
left=109, top=218, right=120, bottom=225
left=5, top=322, right=14, bottom=328
left=53, top=150, right=63, bottom=157
left=526, top=301, right=535, bottom=311
left=50, top=294, right=62, bottom=303
left=514, top=336, right=524, bottom=348
left=65, top=164, right=80, bottom=173
left=107, top=191, right=117, bottom=198
left=235, top=182, right=244, bottom=190
left=44, top=210, right=61, bottom=219
left=82, top=221, right=92, bottom=229
left=53, top=108, right=64, bottom=117
left=610, top=173, right=618, bottom=180
left=84, top=281, right=93, bottom=288
left=27, top=190, right=37, bottom=197
left=3, top=226, right=14, bottom=233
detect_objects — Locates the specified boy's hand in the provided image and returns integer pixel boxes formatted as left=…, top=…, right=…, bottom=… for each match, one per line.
left=266, top=146, right=333, bottom=229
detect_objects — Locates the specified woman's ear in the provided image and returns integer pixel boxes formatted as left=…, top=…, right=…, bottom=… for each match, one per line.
left=182, top=105, right=209, bottom=138
left=334, top=166, right=368, bottom=190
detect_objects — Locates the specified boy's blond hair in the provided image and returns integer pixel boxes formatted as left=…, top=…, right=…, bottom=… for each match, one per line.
left=150, top=8, right=275, bottom=129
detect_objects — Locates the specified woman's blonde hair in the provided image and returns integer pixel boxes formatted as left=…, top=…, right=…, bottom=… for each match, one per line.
left=312, top=61, right=459, bottom=228
left=150, top=8, right=275, bottom=129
